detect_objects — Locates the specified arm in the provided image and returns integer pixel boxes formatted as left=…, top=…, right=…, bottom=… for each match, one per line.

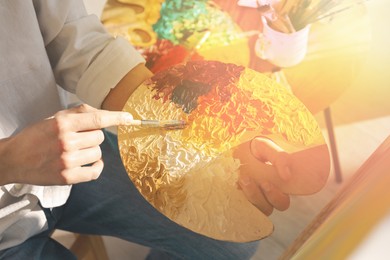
left=35, top=0, right=146, bottom=109
left=102, top=63, right=153, bottom=111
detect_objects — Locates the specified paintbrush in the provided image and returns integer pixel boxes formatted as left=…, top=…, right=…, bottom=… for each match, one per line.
left=128, top=119, right=188, bottom=130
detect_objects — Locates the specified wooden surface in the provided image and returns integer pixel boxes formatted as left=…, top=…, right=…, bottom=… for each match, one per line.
left=280, top=134, right=390, bottom=259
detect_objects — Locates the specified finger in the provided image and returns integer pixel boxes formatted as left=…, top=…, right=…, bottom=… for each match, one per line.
left=63, top=130, right=105, bottom=151
left=61, top=110, right=134, bottom=132
left=250, top=136, right=282, bottom=164
left=260, top=182, right=290, bottom=211
left=62, top=146, right=102, bottom=169
left=238, top=175, right=273, bottom=215
left=251, top=137, right=292, bottom=181
left=61, top=159, right=104, bottom=184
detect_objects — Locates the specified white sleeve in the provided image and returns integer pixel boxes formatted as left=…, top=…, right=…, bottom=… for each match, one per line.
left=33, top=0, right=145, bottom=108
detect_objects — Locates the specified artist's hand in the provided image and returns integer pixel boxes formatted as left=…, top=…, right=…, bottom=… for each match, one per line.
left=0, top=104, right=133, bottom=186
left=236, top=137, right=291, bottom=215
left=237, top=135, right=330, bottom=215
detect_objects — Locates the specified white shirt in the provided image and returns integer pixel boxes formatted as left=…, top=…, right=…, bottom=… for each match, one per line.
left=0, top=0, right=144, bottom=250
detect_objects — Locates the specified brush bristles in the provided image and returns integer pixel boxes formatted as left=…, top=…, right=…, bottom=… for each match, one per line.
left=159, top=120, right=188, bottom=130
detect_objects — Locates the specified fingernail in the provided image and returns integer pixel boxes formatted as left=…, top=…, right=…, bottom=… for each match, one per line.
left=239, top=176, right=251, bottom=186
left=123, top=113, right=134, bottom=125
left=250, top=138, right=264, bottom=161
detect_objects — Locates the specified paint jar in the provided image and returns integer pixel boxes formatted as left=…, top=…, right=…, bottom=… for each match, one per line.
left=255, top=16, right=310, bottom=67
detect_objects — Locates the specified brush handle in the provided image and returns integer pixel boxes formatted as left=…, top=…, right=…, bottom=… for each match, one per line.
left=128, top=119, right=187, bottom=129
left=128, top=119, right=160, bottom=127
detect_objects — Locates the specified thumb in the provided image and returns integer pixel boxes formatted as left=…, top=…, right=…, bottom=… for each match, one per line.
left=250, top=136, right=282, bottom=164
left=250, top=137, right=291, bottom=181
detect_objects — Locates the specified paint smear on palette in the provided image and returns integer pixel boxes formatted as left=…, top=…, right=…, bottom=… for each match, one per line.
left=153, top=0, right=210, bottom=45
left=148, top=61, right=276, bottom=148
left=151, top=60, right=243, bottom=110
left=141, top=39, right=204, bottom=73
left=147, top=0, right=250, bottom=69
